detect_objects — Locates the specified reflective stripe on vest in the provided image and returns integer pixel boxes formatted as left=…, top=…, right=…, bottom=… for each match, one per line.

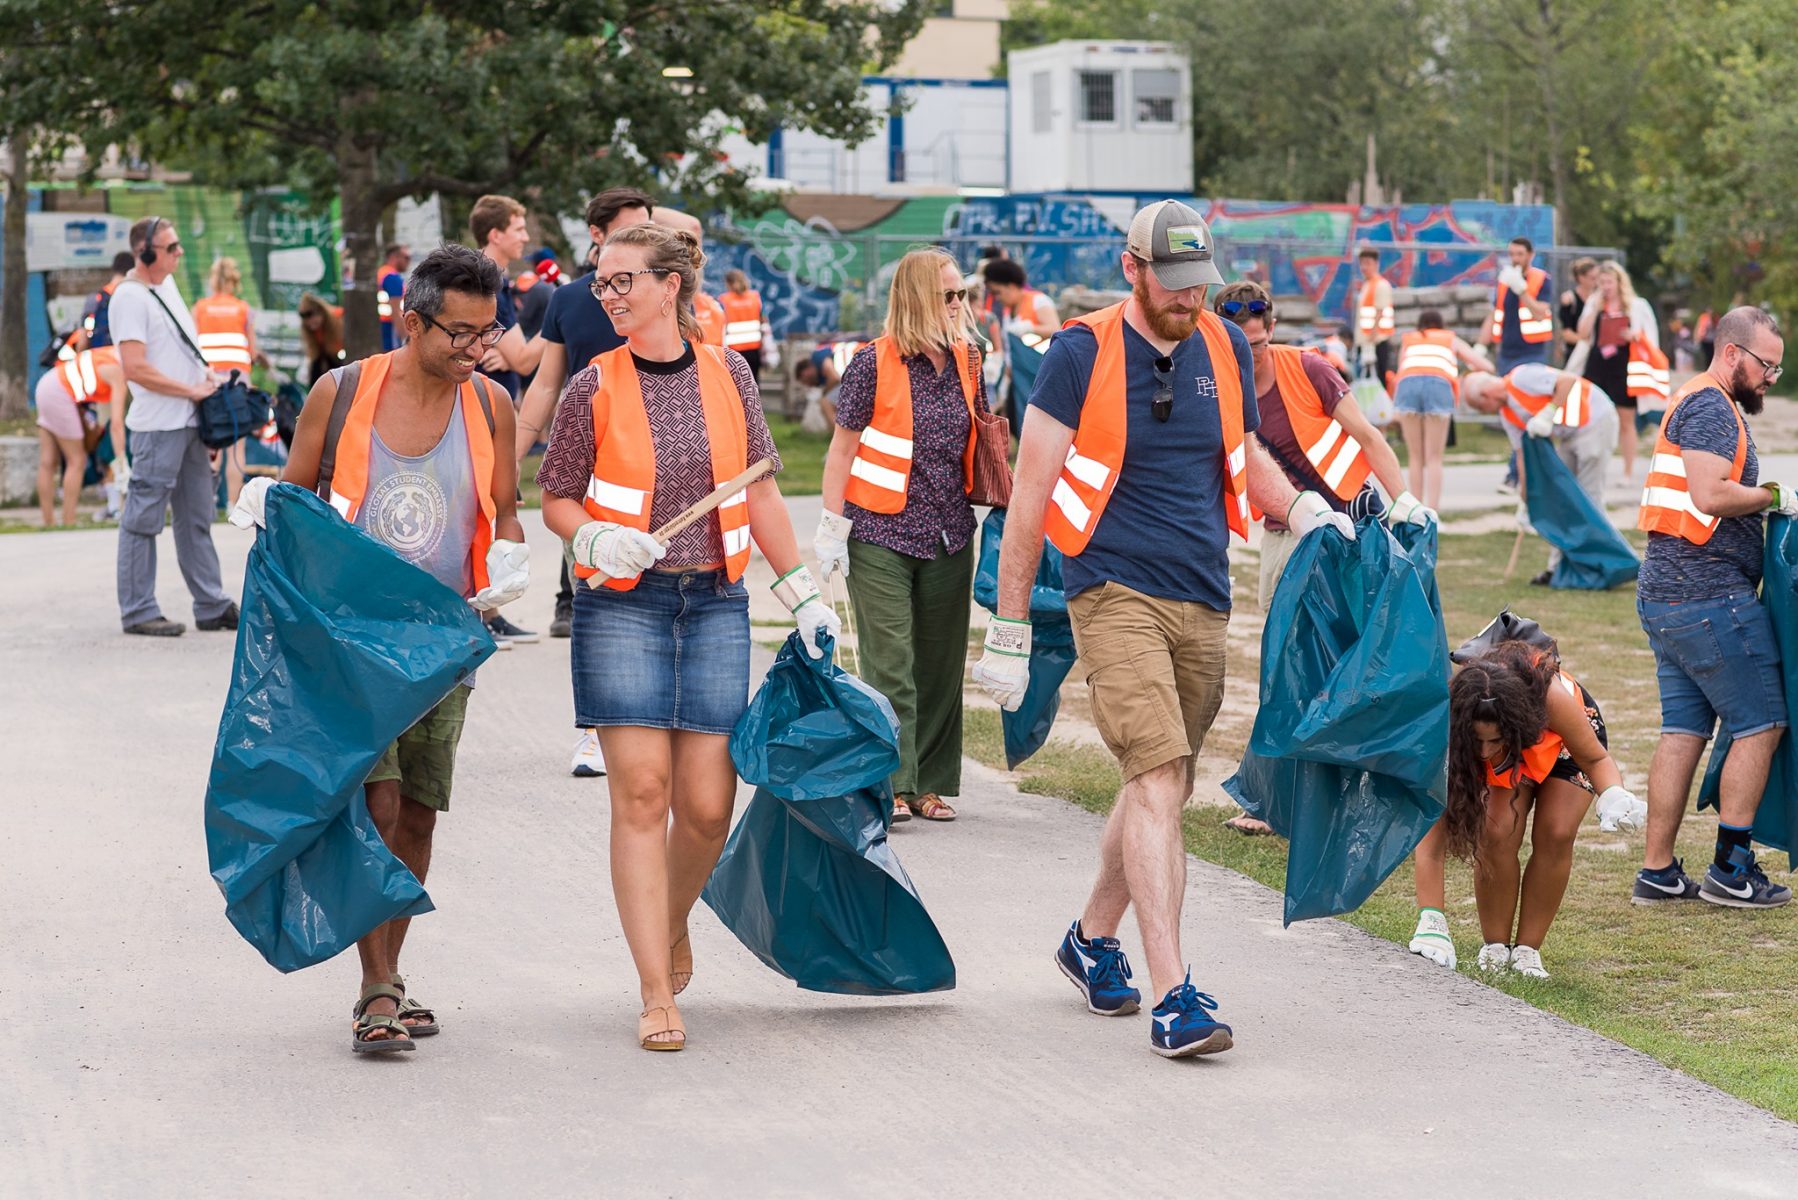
left=843, top=337, right=978, bottom=515
left=720, top=291, right=763, bottom=350
left=192, top=295, right=255, bottom=371
left=57, top=347, right=118, bottom=405
left=1637, top=371, right=1744, bottom=545
left=1489, top=266, right=1553, bottom=342
left=1044, top=303, right=1247, bottom=555
left=1396, top=329, right=1460, bottom=395
left=574, top=343, right=752, bottom=589
left=1267, top=344, right=1370, bottom=501
left=1502, top=371, right=1593, bottom=431
left=829, top=341, right=865, bottom=374
left=1357, top=280, right=1394, bottom=338
left=320, top=352, right=498, bottom=592
left=1627, top=338, right=1671, bottom=400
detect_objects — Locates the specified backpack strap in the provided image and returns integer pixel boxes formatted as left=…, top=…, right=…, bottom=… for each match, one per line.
left=316, top=360, right=363, bottom=499
left=470, top=374, right=497, bottom=435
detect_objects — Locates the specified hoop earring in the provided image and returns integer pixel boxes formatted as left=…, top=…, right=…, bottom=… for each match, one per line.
left=660, top=299, right=673, bottom=317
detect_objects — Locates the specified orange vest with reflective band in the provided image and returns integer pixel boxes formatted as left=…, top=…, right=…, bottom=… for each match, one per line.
left=719, top=290, right=763, bottom=351
left=1502, top=368, right=1594, bottom=432
left=322, top=353, right=498, bottom=593
left=191, top=293, right=254, bottom=373
left=1396, top=329, right=1460, bottom=396
left=1044, top=304, right=1248, bottom=555
left=1489, top=266, right=1553, bottom=343
left=695, top=293, right=727, bottom=347
left=1267, top=344, right=1371, bottom=502
left=1638, top=371, right=1746, bottom=546
left=56, top=346, right=120, bottom=405
left=575, top=343, right=752, bottom=590
left=843, top=337, right=978, bottom=515
left=1627, top=337, right=1671, bottom=401
left=1357, top=279, right=1395, bottom=340
left=1485, top=671, right=1581, bottom=789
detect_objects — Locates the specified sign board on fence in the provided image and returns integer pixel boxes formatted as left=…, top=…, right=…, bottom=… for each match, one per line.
left=26, top=212, right=132, bottom=271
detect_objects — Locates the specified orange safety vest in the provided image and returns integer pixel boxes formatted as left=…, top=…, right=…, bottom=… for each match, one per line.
left=321, top=353, right=499, bottom=592
left=1489, top=266, right=1553, bottom=343
left=1395, top=329, right=1460, bottom=396
left=191, top=293, right=255, bottom=373
left=1267, top=344, right=1371, bottom=501
left=720, top=290, right=763, bottom=351
left=1044, top=303, right=1248, bottom=555
left=842, top=337, right=978, bottom=515
left=377, top=267, right=404, bottom=326
left=1627, top=337, right=1671, bottom=401
left=695, top=293, right=727, bottom=347
left=575, top=343, right=752, bottom=590
left=56, top=346, right=120, bottom=406
left=1356, top=278, right=1395, bottom=340
left=1502, top=368, right=1595, bottom=432
left=1485, top=671, right=1581, bottom=789
left=1638, top=370, right=1746, bottom=546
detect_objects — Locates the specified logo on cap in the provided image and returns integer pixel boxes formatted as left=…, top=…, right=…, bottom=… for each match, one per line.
left=1166, top=225, right=1208, bottom=256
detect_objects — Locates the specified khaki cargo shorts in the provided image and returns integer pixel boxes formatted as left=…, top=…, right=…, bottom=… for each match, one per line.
left=1067, top=582, right=1229, bottom=783
left=365, top=684, right=472, bottom=812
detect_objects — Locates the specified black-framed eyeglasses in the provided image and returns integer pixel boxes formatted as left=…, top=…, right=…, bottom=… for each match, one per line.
left=944, top=288, right=968, bottom=304
left=589, top=268, right=672, bottom=299
left=1216, top=299, right=1270, bottom=320
left=1152, top=355, right=1175, bottom=423
left=1733, top=343, right=1784, bottom=383
left=418, top=312, right=505, bottom=350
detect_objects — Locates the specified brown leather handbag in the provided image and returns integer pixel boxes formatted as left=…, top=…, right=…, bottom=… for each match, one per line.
left=968, top=408, right=1013, bottom=508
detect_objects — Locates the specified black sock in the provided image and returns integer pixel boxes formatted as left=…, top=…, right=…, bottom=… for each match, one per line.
left=1715, top=822, right=1753, bottom=870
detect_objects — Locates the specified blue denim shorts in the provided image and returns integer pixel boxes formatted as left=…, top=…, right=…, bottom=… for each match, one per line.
left=1637, top=592, right=1788, bottom=739
left=571, top=568, right=751, bottom=735
left=1393, top=376, right=1455, bottom=416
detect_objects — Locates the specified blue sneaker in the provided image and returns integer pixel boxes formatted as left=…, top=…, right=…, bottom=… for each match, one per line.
left=1632, top=858, right=1702, bottom=905
left=1700, top=846, right=1793, bottom=909
left=1150, top=971, right=1233, bottom=1059
left=1054, top=921, right=1141, bottom=1015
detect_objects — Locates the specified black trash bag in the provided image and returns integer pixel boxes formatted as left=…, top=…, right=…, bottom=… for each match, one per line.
left=1451, top=609, right=1559, bottom=665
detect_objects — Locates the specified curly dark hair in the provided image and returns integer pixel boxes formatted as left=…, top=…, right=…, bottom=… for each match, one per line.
left=1445, top=641, right=1557, bottom=861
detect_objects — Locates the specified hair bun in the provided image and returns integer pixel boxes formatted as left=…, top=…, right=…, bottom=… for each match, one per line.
left=674, top=229, right=706, bottom=273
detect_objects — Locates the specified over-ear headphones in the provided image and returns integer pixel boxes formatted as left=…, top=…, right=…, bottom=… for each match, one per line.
left=138, top=215, right=165, bottom=267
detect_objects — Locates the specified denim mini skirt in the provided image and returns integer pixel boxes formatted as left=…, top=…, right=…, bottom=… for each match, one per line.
left=571, top=568, right=751, bottom=735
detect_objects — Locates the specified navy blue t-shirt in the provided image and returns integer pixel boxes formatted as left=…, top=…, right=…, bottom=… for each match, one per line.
left=1030, top=318, right=1259, bottom=610
left=487, top=286, right=522, bottom=399
left=1638, top=386, right=1763, bottom=601
left=540, top=270, right=625, bottom=382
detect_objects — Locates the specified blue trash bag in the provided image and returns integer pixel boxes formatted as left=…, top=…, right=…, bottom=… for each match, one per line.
left=1696, top=514, right=1798, bottom=866
left=973, top=508, right=1076, bottom=768
left=1006, top=331, right=1048, bottom=412
left=702, top=632, right=956, bottom=995
left=204, top=483, right=495, bottom=972
left=1522, top=434, right=1640, bottom=590
left=1221, top=519, right=1449, bottom=924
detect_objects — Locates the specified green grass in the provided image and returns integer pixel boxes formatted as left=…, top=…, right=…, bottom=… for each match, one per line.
left=0, top=417, right=37, bottom=438
left=765, top=415, right=829, bottom=496
left=963, top=531, right=1798, bottom=1122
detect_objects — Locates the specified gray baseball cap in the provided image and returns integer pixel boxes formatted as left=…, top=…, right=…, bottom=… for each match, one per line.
left=1126, top=200, right=1225, bottom=290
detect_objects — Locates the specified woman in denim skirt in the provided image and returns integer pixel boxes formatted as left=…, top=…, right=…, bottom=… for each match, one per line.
left=537, top=223, right=839, bottom=1051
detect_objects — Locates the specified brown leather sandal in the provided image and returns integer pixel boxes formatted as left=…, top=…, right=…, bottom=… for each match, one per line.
left=671, top=931, right=693, bottom=996
left=891, top=796, right=913, bottom=822
left=913, top=793, right=957, bottom=821
left=639, top=1004, right=686, bottom=1051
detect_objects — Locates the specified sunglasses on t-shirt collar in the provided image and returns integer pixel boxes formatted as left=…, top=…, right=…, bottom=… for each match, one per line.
left=1152, top=355, right=1175, bottom=423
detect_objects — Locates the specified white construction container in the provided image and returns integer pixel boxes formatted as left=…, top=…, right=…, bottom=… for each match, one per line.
left=1007, top=41, right=1192, bottom=194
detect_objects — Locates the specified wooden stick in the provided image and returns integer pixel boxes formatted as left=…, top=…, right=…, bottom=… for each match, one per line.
left=1502, top=527, right=1526, bottom=582
left=584, top=457, right=775, bottom=589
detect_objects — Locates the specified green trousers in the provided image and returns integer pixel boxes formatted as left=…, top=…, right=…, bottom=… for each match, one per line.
left=845, top=538, right=974, bottom=799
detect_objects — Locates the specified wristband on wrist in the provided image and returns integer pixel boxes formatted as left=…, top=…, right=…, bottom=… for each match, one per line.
left=772, top=563, right=822, bottom=612
left=986, top=616, right=1031, bottom=656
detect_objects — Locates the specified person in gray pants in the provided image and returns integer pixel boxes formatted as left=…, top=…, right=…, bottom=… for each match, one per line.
left=108, top=215, right=237, bottom=637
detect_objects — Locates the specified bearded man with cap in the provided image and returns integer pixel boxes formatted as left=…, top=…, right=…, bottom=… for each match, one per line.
left=975, top=200, right=1355, bottom=1059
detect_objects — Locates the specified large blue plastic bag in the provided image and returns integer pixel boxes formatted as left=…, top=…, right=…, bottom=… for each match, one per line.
left=1522, top=434, right=1639, bottom=590
left=703, top=633, right=955, bottom=995
left=1006, top=331, right=1047, bottom=411
left=1697, top=514, right=1798, bottom=865
left=973, top=508, right=1076, bottom=768
left=204, top=483, right=494, bottom=972
left=1222, top=520, right=1449, bottom=924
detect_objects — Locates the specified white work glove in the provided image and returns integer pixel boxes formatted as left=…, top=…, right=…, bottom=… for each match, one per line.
left=114, top=456, right=132, bottom=495
left=1387, top=490, right=1437, bottom=526
left=1515, top=499, right=1535, bottom=534
left=772, top=564, right=839, bottom=659
left=1525, top=406, right=1559, bottom=438
left=229, top=476, right=274, bottom=530
left=814, top=510, right=853, bottom=579
left=983, top=350, right=1005, bottom=388
left=470, top=539, right=530, bottom=612
left=1498, top=266, right=1529, bottom=294
left=972, top=617, right=1032, bottom=712
left=1767, top=484, right=1798, bottom=517
left=1408, top=908, right=1457, bottom=969
left=1595, top=785, right=1648, bottom=833
left=762, top=329, right=780, bottom=370
left=1288, top=490, right=1357, bottom=541
left=1358, top=343, right=1376, bottom=367
left=570, top=520, right=665, bottom=579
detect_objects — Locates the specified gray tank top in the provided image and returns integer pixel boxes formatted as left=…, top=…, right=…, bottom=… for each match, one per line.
left=353, top=402, right=480, bottom=599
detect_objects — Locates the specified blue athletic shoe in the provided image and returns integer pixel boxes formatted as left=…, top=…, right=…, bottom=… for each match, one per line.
left=1054, top=920, right=1141, bottom=1015
left=1149, top=971, right=1233, bottom=1059
left=1700, top=846, right=1793, bottom=909
left=1632, top=858, right=1702, bottom=905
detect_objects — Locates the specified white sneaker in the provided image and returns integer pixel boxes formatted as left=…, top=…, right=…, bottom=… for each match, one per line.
left=570, top=728, right=606, bottom=778
left=1475, top=942, right=1513, bottom=972
left=1408, top=908, right=1456, bottom=969
left=1508, top=945, right=1550, bottom=979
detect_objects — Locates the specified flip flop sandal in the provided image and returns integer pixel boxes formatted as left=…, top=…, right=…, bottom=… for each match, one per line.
left=913, top=794, right=957, bottom=822
left=639, top=1004, right=686, bottom=1052
left=891, top=796, right=913, bottom=823
left=351, top=983, right=415, bottom=1054
left=671, top=932, right=693, bottom=996
left=391, top=975, right=440, bottom=1037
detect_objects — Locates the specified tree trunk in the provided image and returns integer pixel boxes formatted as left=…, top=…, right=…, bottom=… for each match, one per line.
left=338, top=136, right=383, bottom=361
left=0, top=138, right=30, bottom=421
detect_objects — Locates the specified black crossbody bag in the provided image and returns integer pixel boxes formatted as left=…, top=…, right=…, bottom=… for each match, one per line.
left=125, top=280, right=272, bottom=449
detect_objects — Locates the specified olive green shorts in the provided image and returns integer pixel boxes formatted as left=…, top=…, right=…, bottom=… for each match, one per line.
left=364, top=685, right=472, bottom=812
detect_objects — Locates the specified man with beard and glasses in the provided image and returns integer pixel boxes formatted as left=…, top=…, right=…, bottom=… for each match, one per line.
left=1633, top=306, right=1795, bottom=911
left=976, top=200, right=1354, bottom=1060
